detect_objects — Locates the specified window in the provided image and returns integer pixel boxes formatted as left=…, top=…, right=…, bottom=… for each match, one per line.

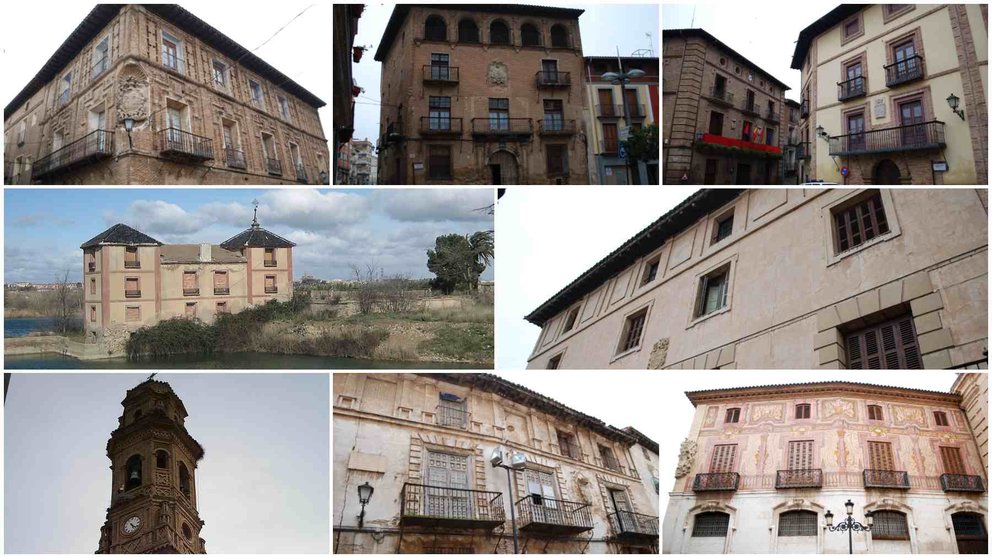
left=868, top=441, right=895, bottom=470
left=213, top=271, right=229, bottom=295
left=185, top=302, right=196, bottom=317
left=695, top=265, right=730, bottom=317
left=704, top=159, right=718, bottom=184
left=90, top=278, right=96, bottom=295
left=872, top=511, right=909, bottom=540
left=692, top=512, right=730, bottom=537
left=16, top=121, right=25, bottom=145
left=161, top=31, right=183, bottom=73
left=425, top=15, right=446, bottom=41
left=125, top=306, right=140, bottom=322
left=261, top=132, right=278, bottom=164
left=550, top=24, right=569, bottom=47
left=617, top=308, right=648, bottom=354
left=599, top=444, right=621, bottom=471
left=92, top=36, right=110, bottom=79
left=868, top=404, right=883, bottom=420
left=641, top=256, right=660, bottom=285
left=787, top=440, right=814, bottom=470
left=264, top=248, right=276, bottom=266
left=490, top=20, right=510, bottom=45
left=521, top=23, right=541, bottom=46
left=437, top=393, right=467, bottom=427
left=124, top=246, right=140, bottom=268
left=745, top=89, right=755, bottom=112
left=428, top=95, right=451, bottom=129
left=182, top=271, right=198, bottom=295
left=845, top=315, right=921, bottom=369
left=90, top=305, right=97, bottom=322
left=779, top=511, right=817, bottom=536
left=277, top=95, right=291, bottom=121
left=545, top=144, right=567, bottom=176
left=125, top=455, right=142, bottom=490
left=248, top=79, right=265, bottom=110
left=934, top=411, right=949, bottom=426
left=724, top=408, right=740, bottom=423
left=547, top=353, right=562, bottom=369
left=525, top=469, right=559, bottom=507
left=940, top=446, right=965, bottom=474
left=710, top=444, right=737, bottom=472
left=212, top=60, right=228, bottom=88
left=833, top=190, right=889, bottom=253
left=182, top=523, right=193, bottom=540
left=842, top=15, right=862, bottom=40
left=795, top=403, right=811, bottom=419
left=557, top=431, right=578, bottom=458
left=429, top=53, right=451, bottom=80
left=883, top=4, right=913, bottom=21
left=712, top=212, right=733, bottom=244
left=458, top=19, right=479, bottom=43
left=741, top=120, right=753, bottom=142
left=562, top=306, right=580, bottom=333
left=543, top=99, right=564, bottom=131
left=428, top=145, right=452, bottom=179
left=59, top=72, right=72, bottom=106
left=125, top=277, right=140, bottom=298
left=179, top=463, right=191, bottom=497
left=708, top=111, right=724, bottom=135
left=264, top=275, right=277, bottom=294
left=766, top=128, right=775, bottom=145
left=488, top=98, right=509, bottom=130
left=156, top=450, right=169, bottom=468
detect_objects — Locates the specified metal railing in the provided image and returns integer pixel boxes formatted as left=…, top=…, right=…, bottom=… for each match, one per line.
left=741, top=99, right=760, bottom=115
left=266, top=157, right=282, bottom=175
left=798, top=141, right=811, bottom=160
left=92, top=56, right=109, bottom=80
left=596, top=104, right=623, bottom=118
left=776, top=469, right=823, bottom=489
left=162, top=54, right=185, bottom=74
left=765, top=107, right=780, bottom=122
left=800, top=100, right=810, bottom=119
left=400, top=483, right=505, bottom=526
left=626, top=104, right=646, bottom=119
left=884, top=55, right=924, bottom=87
left=838, top=76, right=866, bottom=101
left=705, top=87, right=734, bottom=106
left=536, top=71, right=571, bottom=87
left=214, top=287, right=230, bottom=295
left=470, top=118, right=533, bottom=137
left=183, top=288, right=199, bottom=296
left=124, top=261, right=141, bottom=269
left=423, top=65, right=459, bottom=83
left=264, top=286, right=278, bottom=294
left=34, top=130, right=114, bottom=177
left=828, top=120, right=945, bottom=155
left=419, top=116, right=463, bottom=135
left=693, top=472, right=740, bottom=492
left=939, top=474, right=986, bottom=493
left=863, top=469, right=910, bottom=489
left=158, top=128, right=214, bottom=160
left=558, top=439, right=581, bottom=460
left=224, top=147, right=246, bottom=170
left=436, top=405, right=469, bottom=428
left=125, top=290, right=141, bottom=298
left=264, top=260, right=277, bottom=267
left=608, top=510, right=659, bottom=537
left=516, top=495, right=592, bottom=532
left=539, top=119, right=577, bottom=135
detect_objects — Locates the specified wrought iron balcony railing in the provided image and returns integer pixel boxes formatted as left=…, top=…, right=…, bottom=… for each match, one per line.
left=797, top=141, right=811, bottom=160
left=420, top=116, right=463, bottom=136
left=828, top=120, right=945, bottom=156
left=423, top=65, right=459, bottom=84
left=214, top=287, right=230, bottom=295
left=436, top=405, right=469, bottom=428
left=124, top=261, right=141, bottom=269
left=884, top=55, right=924, bottom=87
left=704, top=87, right=734, bottom=107
left=162, top=54, right=185, bottom=75
left=266, top=157, right=282, bottom=175
left=693, top=472, right=740, bottom=492
left=800, top=100, right=810, bottom=119
left=558, top=440, right=581, bottom=460
left=264, top=260, right=277, bottom=267
left=838, top=76, right=866, bottom=101
left=516, top=495, right=593, bottom=534
left=596, top=105, right=623, bottom=119
left=470, top=118, right=533, bottom=139
left=600, top=140, right=620, bottom=155
left=183, top=288, right=199, bottom=296
left=538, top=119, right=577, bottom=135
left=776, top=469, right=823, bottom=489
left=264, top=286, right=278, bottom=294
left=765, top=107, right=781, bottom=122
left=125, top=290, right=141, bottom=298
left=158, top=128, right=214, bottom=161
left=741, top=99, right=761, bottom=116
left=608, top=510, right=659, bottom=542
left=536, top=71, right=571, bottom=88
left=224, top=147, right=246, bottom=170
left=400, top=483, right=505, bottom=529
left=34, top=130, right=114, bottom=178
left=940, top=474, right=986, bottom=493
left=626, top=104, right=646, bottom=119
left=863, top=469, right=910, bottom=489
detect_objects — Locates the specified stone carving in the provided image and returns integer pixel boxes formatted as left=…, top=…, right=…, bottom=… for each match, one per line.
left=674, top=438, right=697, bottom=478
left=571, top=471, right=593, bottom=503
left=488, top=62, right=508, bottom=86
left=117, top=63, right=150, bottom=123
left=158, top=500, right=173, bottom=526
left=647, top=338, right=670, bottom=369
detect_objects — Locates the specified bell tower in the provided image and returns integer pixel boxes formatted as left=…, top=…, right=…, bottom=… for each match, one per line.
left=96, top=378, right=207, bottom=554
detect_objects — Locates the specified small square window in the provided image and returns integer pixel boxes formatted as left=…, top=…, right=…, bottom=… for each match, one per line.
left=934, top=411, right=949, bottom=426
left=725, top=407, right=740, bottom=423
left=695, top=265, right=730, bottom=318
left=547, top=354, right=562, bottom=369
left=641, top=256, right=660, bottom=285
left=125, top=306, right=140, bottom=322
left=616, top=308, right=648, bottom=354
left=562, top=306, right=580, bottom=333
left=868, top=404, right=883, bottom=420
left=831, top=190, right=890, bottom=254
left=712, top=212, right=734, bottom=244
left=795, top=403, right=811, bottom=419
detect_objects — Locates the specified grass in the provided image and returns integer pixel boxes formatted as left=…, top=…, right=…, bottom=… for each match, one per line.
left=347, top=301, right=493, bottom=324
left=420, top=323, right=494, bottom=363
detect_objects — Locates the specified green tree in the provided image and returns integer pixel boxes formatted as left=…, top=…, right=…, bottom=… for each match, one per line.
left=426, top=231, right=494, bottom=293
left=625, top=124, right=659, bottom=166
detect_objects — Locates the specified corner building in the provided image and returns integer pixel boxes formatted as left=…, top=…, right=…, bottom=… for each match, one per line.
left=333, top=373, right=659, bottom=553
left=525, top=188, right=987, bottom=369
left=662, top=380, right=988, bottom=554
left=792, top=4, right=988, bottom=184
left=3, top=4, right=328, bottom=185
left=374, top=5, right=589, bottom=185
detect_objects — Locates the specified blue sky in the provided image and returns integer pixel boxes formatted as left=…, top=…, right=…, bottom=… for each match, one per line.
left=4, top=188, right=494, bottom=283
left=4, top=373, right=329, bottom=553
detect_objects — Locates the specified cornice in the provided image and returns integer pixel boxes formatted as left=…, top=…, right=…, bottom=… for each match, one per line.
left=687, top=381, right=961, bottom=406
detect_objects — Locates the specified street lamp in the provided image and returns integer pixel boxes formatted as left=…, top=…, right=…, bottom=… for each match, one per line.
left=491, top=446, right=527, bottom=554
left=601, top=67, right=647, bottom=185
left=946, top=93, right=965, bottom=120
left=825, top=499, right=873, bottom=554
left=815, top=124, right=829, bottom=140
left=123, top=117, right=135, bottom=149
left=356, top=481, right=374, bottom=529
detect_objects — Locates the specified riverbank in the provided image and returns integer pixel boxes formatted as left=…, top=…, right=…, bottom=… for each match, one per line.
left=3, top=352, right=479, bottom=369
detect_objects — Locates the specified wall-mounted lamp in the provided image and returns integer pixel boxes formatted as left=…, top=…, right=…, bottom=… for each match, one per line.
left=815, top=125, right=829, bottom=140
left=946, top=93, right=965, bottom=120
left=356, top=481, right=374, bottom=529
left=123, top=117, right=135, bottom=149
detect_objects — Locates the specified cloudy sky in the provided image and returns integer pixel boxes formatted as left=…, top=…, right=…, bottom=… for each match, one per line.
left=4, top=188, right=495, bottom=284
left=349, top=1, right=661, bottom=143
left=496, top=187, right=696, bottom=368
left=4, top=373, right=329, bottom=553
left=1, top=1, right=330, bottom=129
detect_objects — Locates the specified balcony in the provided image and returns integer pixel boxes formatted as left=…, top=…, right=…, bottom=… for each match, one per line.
left=539, top=119, right=577, bottom=136
left=224, top=147, right=246, bottom=170
left=741, top=99, right=761, bottom=116
left=827, top=121, right=945, bottom=156
left=558, top=440, right=581, bottom=460
left=125, top=290, right=141, bottom=298
left=703, top=87, right=734, bottom=107
left=423, top=65, right=459, bottom=85
left=516, top=495, right=593, bottom=535
left=264, top=260, right=277, bottom=267
left=436, top=405, right=468, bottom=428
left=884, top=55, right=924, bottom=87
left=536, top=71, right=571, bottom=88
left=797, top=141, right=811, bottom=160
left=471, top=118, right=533, bottom=141
left=696, top=134, right=782, bottom=157
left=419, top=116, right=463, bottom=137
left=399, top=483, right=505, bottom=530
left=596, top=105, right=623, bottom=119
left=183, top=288, right=199, bottom=296
left=295, top=163, right=306, bottom=183
left=158, top=128, right=214, bottom=161
left=940, top=474, right=985, bottom=493
left=863, top=469, right=910, bottom=489
left=124, top=261, right=141, bottom=269
left=776, top=469, right=823, bottom=489
left=264, top=286, right=278, bottom=294
left=214, top=287, right=230, bottom=295
left=626, top=104, right=646, bottom=120
left=838, top=76, right=866, bottom=101
left=600, top=140, right=619, bottom=155
left=765, top=107, right=780, bottom=122
left=693, top=472, right=740, bottom=492
left=608, top=511, right=659, bottom=545
left=800, top=100, right=810, bottom=119
left=266, top=157, right=282, bottom=176
left=33, top=130, right=114, bottom=179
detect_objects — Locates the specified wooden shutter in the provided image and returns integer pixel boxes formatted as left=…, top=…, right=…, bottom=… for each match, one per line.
left=788, top=440, right=814, bottom=470
left=834, top=192, right=889, bottom=252
left=940, top=446, right=965, bottom=474
left=934, top=411, right=949, bottom=426
left=868, top=441, right=894, bottom=470
left=709, top=444, right=737, bottom=473
left=795, top=404, right=810, bottom=419
left=846, top=315, right=921, bottom=369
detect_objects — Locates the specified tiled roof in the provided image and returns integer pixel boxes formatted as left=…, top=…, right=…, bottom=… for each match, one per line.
left=219, top=225, right=296, bottom=250
left=686, top=380, right=960, bottom=406
left=790, top=5, right=865, bottom=70
left=159, top=244, right=246, bottom=264
left=621, top=426, right=659, bottom=455
left=80, top=223, right=163, bottom=249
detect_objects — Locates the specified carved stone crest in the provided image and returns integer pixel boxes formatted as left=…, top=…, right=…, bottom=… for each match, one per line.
left=647, top=338, right=669, bottom=369
left=674, top=438, right=697, bottom=478
left=117, top=63, right=149, bottom=123
left=488, top=62, right=508, bottom=86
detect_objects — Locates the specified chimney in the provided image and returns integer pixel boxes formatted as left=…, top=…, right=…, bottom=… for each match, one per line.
left=199, top=243, right=211, bottom=263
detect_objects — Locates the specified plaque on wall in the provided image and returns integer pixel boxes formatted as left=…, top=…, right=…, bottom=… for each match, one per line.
left=872, top=98, right=886, bottom=119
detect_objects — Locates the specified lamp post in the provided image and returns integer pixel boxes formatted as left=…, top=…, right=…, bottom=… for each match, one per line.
left=491, top=447, right=527, bottom=554
left=825, top=499, right=873, bottom=554
left=946, top=93, right=965, bottom=120
left=601, top=66, right=646, bottom=185
left=356, top=481, right=374, bottom=529
left=123, top=117, right=135, bottom=150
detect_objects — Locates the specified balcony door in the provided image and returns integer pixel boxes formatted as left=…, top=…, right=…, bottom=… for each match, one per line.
left=430, top=53, right=449, bottom=81
left=167, top=106, right=184, bottom=147
left=868, top=441, right=894, bottom=471
left=602, top=123, right=618, bottom=153
left=899, top=100, right=926, bottom=146
left=426, top=451, right=471, bottom=519
left=542, top=59, right=559, bottom=83
left=599, top=89, right=616, bottom=117
left=893, top=40, right=917, bottom=80
left=708, top=112, right=724, bottom=136
left=525, top=469, right=560, bottom=524
left=90, top=109, right=107, bottom=151
left=940, top=446, right=966, bottom=475
left=609, top=488, right=637, bottom=532
left=847, top=112, right=865, bottom=151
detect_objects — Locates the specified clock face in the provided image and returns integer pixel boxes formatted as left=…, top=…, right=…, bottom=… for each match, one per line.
left=123, top=516, right=141, bottom=534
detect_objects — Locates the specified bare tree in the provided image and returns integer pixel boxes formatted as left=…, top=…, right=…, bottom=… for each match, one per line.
left=53, top=269, right=77, bottom=333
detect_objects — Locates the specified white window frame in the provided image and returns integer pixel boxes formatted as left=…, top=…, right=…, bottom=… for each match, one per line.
left=16, top=121, right=25, bottom=146
left=686, top=254, right=737, bottom=329
left=92, top=34, right=111, bottom=80
left=161, top=30, right=185, bottom=74
left=58, top=72, right=72, bottom=106
left=212, top=59, right=229, bottom=90
left=611, top=299, right=654, bottom=363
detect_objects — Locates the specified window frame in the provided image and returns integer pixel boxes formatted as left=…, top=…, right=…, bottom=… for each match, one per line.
left=612, top=302, right=652, bottom=361
left=840, top=12, right=865, bottom=45
left=489, top=19, right=511, bottom=45
left=521, top=22, right=542, bottom=47
left=724, top=407, right=740, bottom=423
left=545, top=144, right=568, bottom=177
left=868, top=404, right=884, bottom=421
left=561, top=305, right=580, bottom=334
left=711, top=209, right=735, bottom=245
left=692, top=511, right=730, bottom=537
left=161, top=30, right=184, bottom=74
left=794, top=403, right=811, bottom=419
left=882, top=4, right=914, bottom=24
left=844, top=313, right=922, bottom=370
left=248, top=79, right=266, bottom=111
left=822, top=189, right=901, bottom=266
left=933, top=410, right=949, bottom=427
left=694, top=263, right=731, bottom=319
left=277, top=95, right=291, bottom=121
left=778, top=510, right=817, bottom=537
left=871, top=510, right=910, bottom=541
left=640, top=254, right=661, bottom=286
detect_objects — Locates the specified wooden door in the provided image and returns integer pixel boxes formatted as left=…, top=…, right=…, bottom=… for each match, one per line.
left=899, top=100, right=925, bottom=146
left=426, top=451, right=471, bottom=519
left=602, top=124, right=618, bottom=153
left=953, top=513, right=988, bottom=554
left=599, top=89, right=615, bottom=116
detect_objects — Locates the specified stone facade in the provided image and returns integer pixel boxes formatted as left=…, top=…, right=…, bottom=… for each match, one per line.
left=3, top=4, right=328, bottom=185
left=792, top=4, right=988, bottom=185
left=349, top=138, right=376, bottom=184
left=952, top=373, right=989, bottom=476
left=333, top=373, right=659, bottom=554
left=373, top=5, right=589, bottom=185
left=662, top=29, right=790, bottom=185
left=525, top=188, right=988, bottom=369
left=662, top=381, right=988, bottom=554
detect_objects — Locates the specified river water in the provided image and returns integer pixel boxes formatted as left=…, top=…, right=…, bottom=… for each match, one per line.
left=5, top=317, right=62, bottom=337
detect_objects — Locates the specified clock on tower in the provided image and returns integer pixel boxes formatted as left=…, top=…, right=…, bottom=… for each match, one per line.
left=96, top=378, right=207, bottom=553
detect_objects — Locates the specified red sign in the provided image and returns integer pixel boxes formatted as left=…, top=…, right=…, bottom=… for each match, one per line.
left=699, top=134, right=782, bottom=154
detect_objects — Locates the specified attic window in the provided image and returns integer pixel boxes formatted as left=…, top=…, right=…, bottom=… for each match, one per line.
left=562, top=306, right=580, bottom=333
left=641, top=256, right=660, bottom=285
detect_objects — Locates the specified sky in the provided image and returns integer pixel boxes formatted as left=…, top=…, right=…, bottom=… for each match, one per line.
left=349, top=1, right=661, bottom=144
left=3, top=373, right=330, bottom=553
left=3, top=188, right=495, bottom=284
left=662, top=1, right=838, bottom=101
left=495, top=187, right=696, bottom=368
left=1, top=0, right=331, bottom=133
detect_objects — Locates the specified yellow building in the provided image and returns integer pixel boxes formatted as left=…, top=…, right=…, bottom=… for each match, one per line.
left=791, top=4, right=987, bottom=184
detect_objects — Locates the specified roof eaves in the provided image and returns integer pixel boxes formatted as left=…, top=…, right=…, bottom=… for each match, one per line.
left=685, top=381, right=960, bottom=406
left=790, top=5, right=865, bottom=70
left=662, top=28, right=791, bottom=90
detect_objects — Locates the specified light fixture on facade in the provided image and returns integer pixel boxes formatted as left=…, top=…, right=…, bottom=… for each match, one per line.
left=815, top=124, right=829, bottom=140
left=946, top=93, right=965, bottom=120
left=356, top=481, right=374, bottom=529
left=825, top=499, right=872, bottom=554
left=123, top=117, right=135, bottom=149
left=491, top=446, right=527, bottom=553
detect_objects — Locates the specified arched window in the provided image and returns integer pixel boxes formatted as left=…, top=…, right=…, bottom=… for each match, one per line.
left=692, top=511, right=730, bottom=537
left=424, top=15, right=446, bottom=41
left=871, top=510, right=909, bottom=540
left=125, top=455, right=142, bottom=491
left=179, top=462, right=191, bottom=497
left=521, top=23, right=541, bottom=47
left=550, top=24, right=569, bottom=48
left=155, top=450, right=169, bottom=468
left=490, top=20, right=510, bottom=45
left=778, top=510, right=817, bottom=536
left=458, top=19, right=479, bottom=43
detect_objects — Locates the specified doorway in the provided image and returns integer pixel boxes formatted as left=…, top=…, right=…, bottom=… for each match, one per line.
left=487, top=150, right=518, bottom=184
left=489, top=164, right=501, bottom=184
left=735, top=163, right=751, bottom=185
left=873, top=159, right=901, bottom=184
left=425, top=451, right=472, bottom=519
left=953, top=513, right=988, bottom=554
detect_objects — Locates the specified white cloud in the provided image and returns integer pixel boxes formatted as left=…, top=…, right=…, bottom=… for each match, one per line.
left=112, top=200, right=209, bottom=236
left=374, top=189, right=494, bottom=222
